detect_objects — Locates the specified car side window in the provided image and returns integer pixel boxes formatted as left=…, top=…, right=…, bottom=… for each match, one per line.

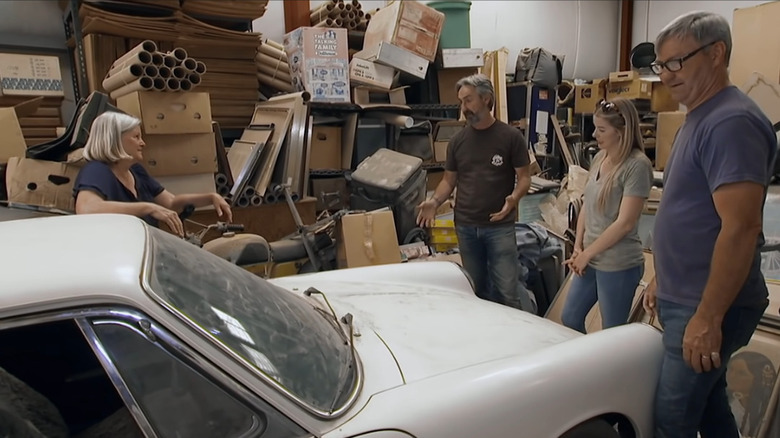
left=91, top=320, right=275, bottom=437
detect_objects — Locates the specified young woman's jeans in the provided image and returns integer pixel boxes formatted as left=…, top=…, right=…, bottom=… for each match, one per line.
left=455, top=223, right=522, bottom=309
left=653, top=298, right=767, bottom=438
left=560, top=264, right=642, bottom=333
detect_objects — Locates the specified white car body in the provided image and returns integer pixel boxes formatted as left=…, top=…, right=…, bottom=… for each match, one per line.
left=0, top=214, right=664, bottom=437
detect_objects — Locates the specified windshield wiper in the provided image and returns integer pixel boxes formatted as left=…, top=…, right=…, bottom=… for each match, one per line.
left=303, top=287, right=357, bottom=413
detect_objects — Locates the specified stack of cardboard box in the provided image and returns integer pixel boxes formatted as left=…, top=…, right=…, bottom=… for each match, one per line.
left=116, top=91, right=218, bottom=197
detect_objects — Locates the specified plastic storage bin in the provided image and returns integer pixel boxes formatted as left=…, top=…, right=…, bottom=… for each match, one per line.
left=349, top=148, right=427, bottom=244
left=428, top=1, right=472, bottom=49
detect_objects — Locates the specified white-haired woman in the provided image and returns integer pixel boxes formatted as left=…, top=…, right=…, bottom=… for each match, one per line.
left=73, top=111, right=231, bottom=236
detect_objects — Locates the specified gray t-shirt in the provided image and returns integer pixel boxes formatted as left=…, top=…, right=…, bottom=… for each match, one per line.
left=583, top=150, right=653, bottom=271
left=653, top=86, right=776, bottom=309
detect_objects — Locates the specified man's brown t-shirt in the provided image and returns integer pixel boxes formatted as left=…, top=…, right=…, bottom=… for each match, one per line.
left=445, top=120, right=529, bottom=226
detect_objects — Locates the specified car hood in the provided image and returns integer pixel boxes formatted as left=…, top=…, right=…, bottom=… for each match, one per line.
left=272, top=266, right=579, bottom=384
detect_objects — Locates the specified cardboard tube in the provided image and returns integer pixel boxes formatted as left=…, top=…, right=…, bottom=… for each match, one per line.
left=165, top=78, right=180, bottom=91
left=216, top=173, right=228, bottom=186
left=108, top=50, right=152, bottom=76
left=334, top=18, right=344, bottom=28
left=172, top=66, right=187, bottom=79
left=111, top=40, right=157, bottom=70
left=255, top=51, right=289, bottom=70
left=258, top=43, right=287, bottom=61
left=309, top=3, right=334, bottom=24
left=163, top=54, right=177, bottom=68
left=256, top=72, right=294, bottom=92
left=109, top=76, right=154, bottom=99
left=314, top=18, right=335, bottom=28
left=347, top=19, right=357, bottom=30
left=195, top=61, right=207, bottom=75
left=102, top=64, right=145, bottom=91
left=357, top=9, right=364, bottom=18
left=256, top=62, right=292, bottom=82
left=237, top=196, right=250, bottom=208
left=168, top=47, right=188, bottom=62
left=152, top=77, right=166, bottom=90
left=251, top=195, right=263, bottom=206
left=158, top=66, right=172, bottom=78
left=151, top=52, right=164, bottom=66
left=339, top=9, right=349, bottom=19
left=352, top=0, right=361, bottom=10
left=242, top=186, right=256, bottom=199
left=372, top=112, right=414, bottom=128
left=179, top=79, right=192, bottom=91
left=181, top=57, right=197, bottom=72
left=188, top=73, right=202, bottom=85
left=264, top=38, right=285, bottom=52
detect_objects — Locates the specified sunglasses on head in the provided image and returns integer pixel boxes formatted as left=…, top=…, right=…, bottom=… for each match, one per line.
left=596, top=99, right=619, bottom=114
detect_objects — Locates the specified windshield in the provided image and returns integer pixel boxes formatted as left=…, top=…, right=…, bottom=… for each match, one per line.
left=143, top=227, right=356, bottom=415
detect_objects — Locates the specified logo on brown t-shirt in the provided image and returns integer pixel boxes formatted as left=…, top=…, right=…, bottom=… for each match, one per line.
left=491, top=154, right=504, bottom=167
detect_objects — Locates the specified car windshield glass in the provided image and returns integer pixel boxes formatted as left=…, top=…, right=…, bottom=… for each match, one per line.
left=143, top=227, right=355, bottom=413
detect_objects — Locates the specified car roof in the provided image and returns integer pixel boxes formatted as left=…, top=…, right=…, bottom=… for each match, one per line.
left=0, top=214, right=149, bottom=316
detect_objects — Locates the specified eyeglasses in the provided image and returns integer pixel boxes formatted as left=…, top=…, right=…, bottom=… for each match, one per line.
left=596, top=99, right=619, bottom=114
left=649, top=41, right=717, bottom=74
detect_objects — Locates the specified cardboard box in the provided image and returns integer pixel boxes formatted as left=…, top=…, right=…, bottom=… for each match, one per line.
left=355, top=41, right=429, bottom=81
left=309, top=125, right=342, bottom=170
left=349, top=58, right=396, bottom=90
left=337, top=210, right=401, bottom=268
left=742, top=72, right=780, bottom=125
left=363, top=1, right=445, bottom=62
left=731, top=1, right=780, bottom=88
left=655, top=111, right=686, bottom=171
left=310, top=176, right=349, bottom=211
left=0, top=53, right=64, bottom=97
left=352, top=86, right=407, bottom=106
left=606, top=71, right=652, bottom=101
left=142, top=133, right=217, bottom=177
left=156, top=173, right=216, bottom=197
left=649, top=80, right=678, bottom=112
left=284, top=27, right=350, bottom=103
left=574, top=79, right=606, bottom=114
left=5, top=157, right=80, bottom=212
left=432, top=120, right=466, bottom=162
left=0, top=108, right=26, bottom=163
left=437, top=67, right=478, bottom=105
left=437, top=48, right=484, bottom=69
left=116, top=91, right=212, bottom=134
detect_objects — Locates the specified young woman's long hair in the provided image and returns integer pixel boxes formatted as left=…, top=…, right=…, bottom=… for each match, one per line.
left=592, top=97, right=645, bottom=211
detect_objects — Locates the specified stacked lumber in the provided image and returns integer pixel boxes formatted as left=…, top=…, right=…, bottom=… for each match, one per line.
left=255, top=39, right=293, bottom=94
left=75, top=2, right=261, bottom=129
left=309, top=0, right=372, bottom=31
left=101, top=40, right=206, bottom=99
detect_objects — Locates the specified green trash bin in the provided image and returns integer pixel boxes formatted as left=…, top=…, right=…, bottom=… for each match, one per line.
left=428, top=1, right=472, bottom=49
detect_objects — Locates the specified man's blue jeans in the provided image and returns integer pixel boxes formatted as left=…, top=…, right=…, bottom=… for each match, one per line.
left=654, top=298, right=767, bottom=438
left=560, top=264, right=643, bottom=333
left=455, top=223, right=521, bottom=309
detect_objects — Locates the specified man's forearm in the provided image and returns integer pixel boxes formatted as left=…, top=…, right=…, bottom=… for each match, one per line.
left=511, top=175, right=531, bottom=203
left=431, top=181, right=455, bottom=206
left=698, top=226, right=761, bottom=321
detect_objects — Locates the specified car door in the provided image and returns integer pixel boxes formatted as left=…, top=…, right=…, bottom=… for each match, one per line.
left=0, top=308, right=311, bottom=438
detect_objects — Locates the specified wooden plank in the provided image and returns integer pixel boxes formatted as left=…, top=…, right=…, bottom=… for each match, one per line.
left=551, top=115, right=575, bottom=169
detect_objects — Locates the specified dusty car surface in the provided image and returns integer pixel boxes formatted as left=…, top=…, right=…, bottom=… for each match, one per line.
left=0, top=214, right=663, bottom=438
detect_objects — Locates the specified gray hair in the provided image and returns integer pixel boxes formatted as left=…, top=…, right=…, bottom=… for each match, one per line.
left=456, top=73, right=495, bottom=110
left=655, top=11, right=732, bottom=65
left=83, top=112, right=140, bottom=163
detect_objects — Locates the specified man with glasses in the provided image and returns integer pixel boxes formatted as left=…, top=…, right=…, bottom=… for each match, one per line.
left=642, top=11, right=777, bottom=438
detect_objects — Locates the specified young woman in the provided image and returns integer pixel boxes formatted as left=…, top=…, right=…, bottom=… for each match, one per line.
left=561, top=98, right=653, bottom=333
left=73, top=111, right=231, bottom=236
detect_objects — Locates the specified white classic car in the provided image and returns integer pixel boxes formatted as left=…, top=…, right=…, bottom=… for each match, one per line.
left=0, top=214, right=663, bottom=438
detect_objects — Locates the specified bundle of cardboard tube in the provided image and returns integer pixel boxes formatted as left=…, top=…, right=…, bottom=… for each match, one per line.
left=102, top=40, right=207, bottom=100
left=255, top=38, right=294, bottom=93
left=309, top=0, right=372, bottom=31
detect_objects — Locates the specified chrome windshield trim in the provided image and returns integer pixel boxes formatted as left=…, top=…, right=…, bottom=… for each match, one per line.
left=139, top=230, right=364, bottom=419
left=76, top=317, right=158, bottom=438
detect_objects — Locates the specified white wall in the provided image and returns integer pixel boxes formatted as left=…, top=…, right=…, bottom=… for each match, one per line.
left=631, top=0, right=775, bottom=48
left=253, top=0, right=620, bottom=80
